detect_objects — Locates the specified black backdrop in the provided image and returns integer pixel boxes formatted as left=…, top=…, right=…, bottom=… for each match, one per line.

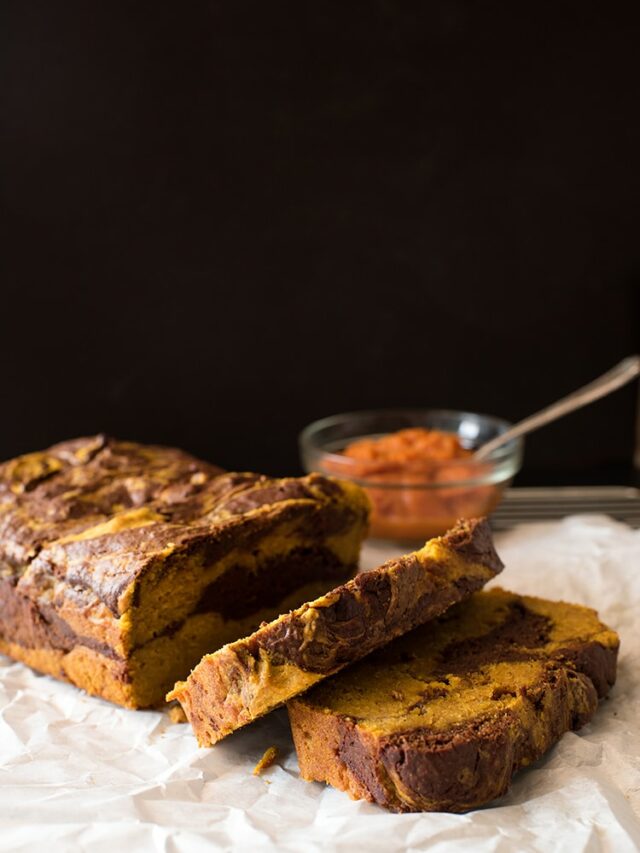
left=3, top=2, right=639, bottom=481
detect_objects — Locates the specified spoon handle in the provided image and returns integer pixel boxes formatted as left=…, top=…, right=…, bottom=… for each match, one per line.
left=474, top=355, right=640, bottom=461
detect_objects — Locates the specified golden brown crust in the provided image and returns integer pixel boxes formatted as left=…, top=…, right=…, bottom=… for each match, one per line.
left=0, top=435, right=370, bottom=707
left=1, top=435, right=365, bottom=615
left=289, top=668, right=600, bottom=811
left=169, top=518, right=503, bottom=745
left=288, top=588, right=619, bottom=813
left=1, top=578, right=351, bottom=708
left=0, top=636, right=136, bottom=706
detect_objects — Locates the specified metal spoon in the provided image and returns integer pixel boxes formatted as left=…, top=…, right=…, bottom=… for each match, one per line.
left=474, top=355, right=640, bottom=461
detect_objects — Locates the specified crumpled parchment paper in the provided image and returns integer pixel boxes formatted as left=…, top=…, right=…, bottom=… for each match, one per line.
left=1, top=515, right=639, bottom=852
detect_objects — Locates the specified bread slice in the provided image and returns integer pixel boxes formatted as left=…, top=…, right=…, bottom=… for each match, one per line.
left=288, top=588, right=619, bottom=813
left=168, top=518, right=503, bottom=745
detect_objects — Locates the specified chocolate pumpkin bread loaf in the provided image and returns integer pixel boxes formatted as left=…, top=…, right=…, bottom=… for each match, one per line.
left=168, top=518, right=503, bottom=745
left=0, top=435, right=369, bottom=708
left=288, top=588, right=619, bottom=813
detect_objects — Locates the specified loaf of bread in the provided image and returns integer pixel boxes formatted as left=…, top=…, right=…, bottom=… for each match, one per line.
left=288, top=588, right=619, bottom=813
left=0, top=435, right=369, bottom=707
left=168, top=518, right=504, bottom=745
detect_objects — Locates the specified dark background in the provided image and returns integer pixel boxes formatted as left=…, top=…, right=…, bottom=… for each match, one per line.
left=3, top=2, right=639, bottom=481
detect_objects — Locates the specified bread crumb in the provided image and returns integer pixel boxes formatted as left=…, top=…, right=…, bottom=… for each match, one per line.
left=168, top=704, right=188, bottom=724
left=253, top=746, right=278, bottom=776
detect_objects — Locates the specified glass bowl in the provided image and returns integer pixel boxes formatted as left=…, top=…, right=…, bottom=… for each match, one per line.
left=299, top=409, right=523, bottom=542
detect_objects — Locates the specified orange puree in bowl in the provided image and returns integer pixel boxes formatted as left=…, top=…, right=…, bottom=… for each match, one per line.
left=328, top=428, right=503, bottom=541
left=343, top=428, right=472, bottom=473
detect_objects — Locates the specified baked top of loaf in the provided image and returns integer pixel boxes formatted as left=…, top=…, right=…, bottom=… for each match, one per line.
left=0, top=434, right=365, bottom=616
left=288, top=588, right=619, bottom=813
left=0, top=435, right=370, bottom=708
left=168, top=517, right=504, bottom=745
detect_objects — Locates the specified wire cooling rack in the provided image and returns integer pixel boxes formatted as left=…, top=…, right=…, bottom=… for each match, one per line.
left=490, top=486, right=640, bottom=530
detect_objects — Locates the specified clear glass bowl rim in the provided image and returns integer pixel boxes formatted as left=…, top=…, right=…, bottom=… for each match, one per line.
left=299, top=408, right=523, bottom=490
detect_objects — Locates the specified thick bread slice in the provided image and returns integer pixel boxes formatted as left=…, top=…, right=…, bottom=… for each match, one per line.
left=288, top=588, right=619, bottom=813
left=168, top=518, right=503, bottom=745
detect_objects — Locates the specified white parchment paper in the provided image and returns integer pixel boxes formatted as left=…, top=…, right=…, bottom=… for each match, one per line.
left=1, top=515, right=639, bottom=852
